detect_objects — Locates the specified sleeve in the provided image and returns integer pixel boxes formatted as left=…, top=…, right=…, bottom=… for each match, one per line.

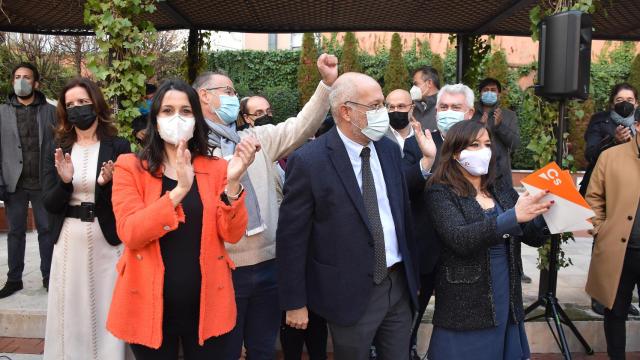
left=584, top=115, right=615, bottom=165
left=215, top=171, right=249, bottom=245
left=585, top=150, right=608, bottom=235
left=276, top=151, right=314, bottom=310
left=491, top=109, right=520, bottom=151
left=252, top=82, right=330, bottom=162
left=111, top=156, right=186, bottom=250
left=41, top=140, right=73, bottom=214
left=425, top=186, right=503, bottom=257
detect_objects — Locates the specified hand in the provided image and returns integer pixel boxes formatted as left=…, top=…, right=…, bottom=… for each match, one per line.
left=480, top=111, right=489, bottom=124
left=614, top=125, right=632, bottom=144
left=97, top=160, right=115, bottom=186
left=135, top=129, right=146, bottom=141
left=514, top=190, right=554, bottom=223
left=175, top=140, right=194, bottom=192
left=286, top=306, right=309, bottom=330
left=411, top=121, right=437, bottom=171
left=317, top=53, right=339, bottom=87
left=54, top=148, right=74, bottom=184
left=494, top=108, right=503, bottom=126
left=227, top=136, right=260, bottom=194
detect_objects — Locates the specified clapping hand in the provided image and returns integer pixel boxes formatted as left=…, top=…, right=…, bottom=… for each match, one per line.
left=514, top=190, right=554, bottom=223
left=54, top=148, right=74, bottom=184
left=97, top=161, right=114, bottom=186
left=411, top=120, right=437, bottom=171
left=317, top=53, right=339, bottom=87
left=168, top=140, right=194, bottom=207
left=227, top=137, right=260, bottom=193
left=614, top=125, right=632, bottom=144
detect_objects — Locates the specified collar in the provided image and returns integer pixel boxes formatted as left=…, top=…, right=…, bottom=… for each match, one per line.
left=336, top=126, right=371, bottom=159
left=390, top=125, right=414, bottom=140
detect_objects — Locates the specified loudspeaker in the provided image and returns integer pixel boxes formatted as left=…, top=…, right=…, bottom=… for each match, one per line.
left=535, top=11, right=592, bottom=100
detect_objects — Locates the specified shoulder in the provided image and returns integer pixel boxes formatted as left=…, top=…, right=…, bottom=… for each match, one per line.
left=588, top=111, right=610, bottom=125
left=426, top=183, right=454, bottom=199
left=112, top=136, right=131, bottom=148
left=114, top=153, right=140, bottom=170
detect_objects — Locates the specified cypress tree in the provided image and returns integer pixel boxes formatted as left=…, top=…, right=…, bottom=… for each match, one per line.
left=383, top=33, right=409, bottom=94
left=297, top=33, right=320, bottom=107
left=340, top=32, right=361, bottom=73
left=627, top=53, right=640, bottom=94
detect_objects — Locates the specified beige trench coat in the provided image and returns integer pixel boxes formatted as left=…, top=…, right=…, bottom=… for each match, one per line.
left=585, top=139, right=640, bottom=309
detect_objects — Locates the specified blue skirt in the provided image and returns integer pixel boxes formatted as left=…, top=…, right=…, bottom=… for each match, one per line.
left=427, top=243, right=531, bottom=360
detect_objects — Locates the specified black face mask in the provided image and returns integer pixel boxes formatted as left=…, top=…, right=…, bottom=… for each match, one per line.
left=67, top=104, right=97, bottom=130
left=253, top=115, right=274, bottom=127
left=614, top=101, right=635, bottom=118
left=389, top=111, right=410, bottom=130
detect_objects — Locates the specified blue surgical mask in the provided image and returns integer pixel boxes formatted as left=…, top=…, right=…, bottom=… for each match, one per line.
left=481, top=91, right=498, bottom=106
left=437, top=110, right=465, bottom=134
left=214, top=95, right=240, bottom=125
left=139, top=99, right=152, bottom=116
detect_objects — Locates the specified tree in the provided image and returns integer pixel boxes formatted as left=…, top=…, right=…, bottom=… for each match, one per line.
left=627, top=53, right=640, bottom=95
left=340, top=32, right=361, bottom=74
left=54, top=35, right=98, bottom=76
left=431, top=54, right=445, bottom=85
left=297, top=33, right=320, bottom=107
left=383, top=33, right=409, bottom=94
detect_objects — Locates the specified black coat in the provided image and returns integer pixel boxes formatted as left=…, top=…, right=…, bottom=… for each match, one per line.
left=425, top=181, right=548, bottom=330
left=402, top=131, right=443, bottom=275
left=276, top=127, right=419, bottom=326
left=579, top=111, right=620, bottom=195
left=42, top=135, right=132, bottom=246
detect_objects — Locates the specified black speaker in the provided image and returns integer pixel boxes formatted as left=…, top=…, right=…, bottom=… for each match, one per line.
left=535, top=11, right=592, bottom=100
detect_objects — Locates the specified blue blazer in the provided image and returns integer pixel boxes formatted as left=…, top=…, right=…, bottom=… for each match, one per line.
left=276, top=127, right=419, bottom=326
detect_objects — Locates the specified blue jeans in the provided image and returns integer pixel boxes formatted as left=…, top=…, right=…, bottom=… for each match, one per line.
left=5, top=187, right=51, bottom=282
left=222, top=259, right=280, bottom=360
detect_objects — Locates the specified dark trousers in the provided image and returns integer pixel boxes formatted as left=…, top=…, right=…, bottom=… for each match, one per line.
left=280, top=309, right=328, bottom=360
left=410, top=272, right=436, bottom=348
left=329, top=266, right=412, bottom=360
left=130, top=329, right=230, bottom=360
left=221, top=259, right=280, bottom=360
left=4, top=187, right=51, bottom=282
left=604, top=248, right=640, bottom=360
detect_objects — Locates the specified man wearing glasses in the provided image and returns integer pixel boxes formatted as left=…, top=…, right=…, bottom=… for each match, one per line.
left=193, top=54, right=338, bottom=360
left=384, top=89, right=415, bottom=151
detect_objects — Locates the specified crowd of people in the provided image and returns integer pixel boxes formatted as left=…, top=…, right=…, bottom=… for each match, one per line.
left=0, top=52, right=637, bottom=360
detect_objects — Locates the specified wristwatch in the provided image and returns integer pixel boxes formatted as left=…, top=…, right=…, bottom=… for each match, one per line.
left=221, top=184, right=245, bottom=206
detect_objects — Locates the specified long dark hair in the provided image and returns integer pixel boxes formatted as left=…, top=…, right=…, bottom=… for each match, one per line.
left=138, top=79, right=211, bottom=176
left=55, top=78, right=118, bottom=150
left=428, top=120, right=497, bottom=197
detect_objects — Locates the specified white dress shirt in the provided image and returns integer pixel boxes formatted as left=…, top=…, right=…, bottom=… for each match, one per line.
left=389, top=125, right=414, bottom=151
left=336, top=127, right=402, bottom=267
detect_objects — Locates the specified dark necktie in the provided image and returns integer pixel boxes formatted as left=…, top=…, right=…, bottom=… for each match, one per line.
left=360, top=147, right=388, bottom=284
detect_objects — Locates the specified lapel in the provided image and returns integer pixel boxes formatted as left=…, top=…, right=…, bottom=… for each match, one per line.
left=325, top=128, right=369, bottom=228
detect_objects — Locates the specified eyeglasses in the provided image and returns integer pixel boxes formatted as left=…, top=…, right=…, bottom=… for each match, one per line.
left=246, top=110, right=273, bottom=117
left=206, top=86, right=237, bottom=97
left=344, top=101, right=386, bottom=112
left=386, top=103, right=413, bottom=112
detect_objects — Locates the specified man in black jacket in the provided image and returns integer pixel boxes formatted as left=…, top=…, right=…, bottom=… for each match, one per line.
left=0, top=63, right=56, bottom=298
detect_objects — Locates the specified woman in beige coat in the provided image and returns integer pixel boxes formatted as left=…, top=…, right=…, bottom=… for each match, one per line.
left=586, top=118, right=640, bottom=360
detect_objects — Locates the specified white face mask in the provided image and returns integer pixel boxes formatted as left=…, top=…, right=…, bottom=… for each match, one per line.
left=457, top=147, right=492, bottom=176
left=410, top=85, right=423, bottom=101
left=436, top=110, right=466, bottom=134
left=157, top=114, right=196, bottom=145
left=352, top=107, right=390, bottom=142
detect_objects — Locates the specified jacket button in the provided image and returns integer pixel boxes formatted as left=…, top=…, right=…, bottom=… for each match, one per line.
left=367, top=273, right=373, bottom=278
left=163, top=225, right=171, bottom=231
left=502, top=234, right=510, bottom=239
left=628, top=216, right=633, bottom=221
left=218, top=285, right=224, bottom=289
left=218, top=256, right=224, bottom=260
left=19, top=161, right=22, bottom=164
left=136, top=254, right=143, bottom=260
left=622, top=238, right=627, bottom=243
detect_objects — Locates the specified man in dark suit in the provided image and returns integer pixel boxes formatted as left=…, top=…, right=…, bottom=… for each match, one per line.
left=277, top=73, right=427, bottom=360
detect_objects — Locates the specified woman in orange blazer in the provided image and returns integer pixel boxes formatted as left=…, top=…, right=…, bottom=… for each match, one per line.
left=106, top=79, right=260, bottom=359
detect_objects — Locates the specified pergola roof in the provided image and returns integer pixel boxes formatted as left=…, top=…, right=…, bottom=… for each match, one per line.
left=2, top=0, right=640, bottom=40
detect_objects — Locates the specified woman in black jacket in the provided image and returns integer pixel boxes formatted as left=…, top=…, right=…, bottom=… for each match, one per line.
left=41, top=77, right=131, bottom=359
left=425, top=120, right=551, bottom=360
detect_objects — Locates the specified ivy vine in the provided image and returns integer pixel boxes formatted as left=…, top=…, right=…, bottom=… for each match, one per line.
left=84, top=0, right=157, bottom=143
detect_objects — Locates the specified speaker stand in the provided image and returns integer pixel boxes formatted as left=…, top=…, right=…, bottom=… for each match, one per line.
left=523, top=99, right=594, bottom=359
